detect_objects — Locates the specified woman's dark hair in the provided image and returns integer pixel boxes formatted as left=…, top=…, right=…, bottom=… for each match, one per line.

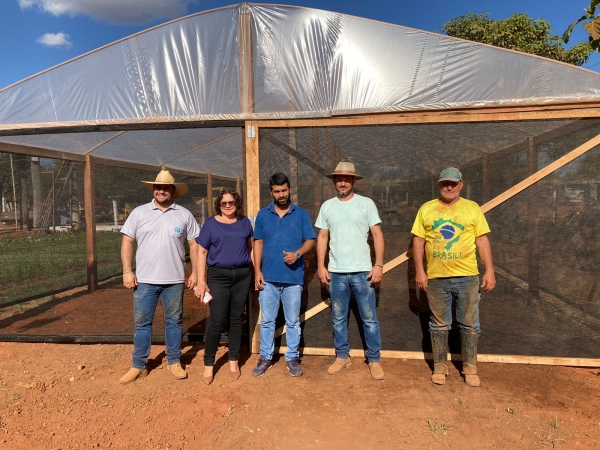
left=269, top=172, right=290, bottom=189
left=214, top=188, right=244, bottom=219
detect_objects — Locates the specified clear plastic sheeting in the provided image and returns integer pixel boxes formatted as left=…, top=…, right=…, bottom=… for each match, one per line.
left=0, top=6, right=241, bottom=126
left=0, top=127, right=243, bottom=178
left=3, top=3, right=600, bottom=131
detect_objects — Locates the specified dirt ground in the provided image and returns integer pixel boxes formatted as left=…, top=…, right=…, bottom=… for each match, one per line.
left=0, top=341, right=599, bottom=449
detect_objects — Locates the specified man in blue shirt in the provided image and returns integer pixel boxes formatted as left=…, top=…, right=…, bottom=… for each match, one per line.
left=252, top=173, right=317, bottom=377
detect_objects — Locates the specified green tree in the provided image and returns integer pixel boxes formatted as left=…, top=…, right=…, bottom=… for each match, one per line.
left=563, top=1, right=600, bottom=51
left=444, top=13, right=593, bottom=65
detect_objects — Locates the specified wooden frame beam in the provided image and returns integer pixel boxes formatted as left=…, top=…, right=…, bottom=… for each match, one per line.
left=83, top=155, right=98, bottom=293
left=272, top=347, right=600, bottom=367
left=262, top=132, right=330, bottom=177
left=257, top=107, right=600, bottom=128
left=244, top=121, right=261, bottom=353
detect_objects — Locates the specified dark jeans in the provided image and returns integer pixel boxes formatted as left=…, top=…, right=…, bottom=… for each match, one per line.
left=204, top=266, right=252, bottom=366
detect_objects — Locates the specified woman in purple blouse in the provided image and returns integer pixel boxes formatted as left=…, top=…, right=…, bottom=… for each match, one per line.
left=195, top=189, right=253, bottom=385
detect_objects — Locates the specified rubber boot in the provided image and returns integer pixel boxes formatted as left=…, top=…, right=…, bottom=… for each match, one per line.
left=430, top=330, right=449, bottom=385
left=460, top=329, right=480, bottom=387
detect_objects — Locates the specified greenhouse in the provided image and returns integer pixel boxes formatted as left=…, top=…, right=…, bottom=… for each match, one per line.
left=0, top=3, right=598, bottom=366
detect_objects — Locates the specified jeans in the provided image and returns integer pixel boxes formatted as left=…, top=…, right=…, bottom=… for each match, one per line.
left=328, top=272, right=381, bottom=362
left=427, top=276, right=481, bottom=333
left=258, top=282, right=303, bottom=361
left=204, top=266, right=252, bottom=366
left=132, top=282, right=184, bottom=369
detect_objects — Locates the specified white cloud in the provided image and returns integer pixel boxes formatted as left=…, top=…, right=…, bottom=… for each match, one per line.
left=36, top=32, right=73, bottom=48
left=19, top=0, right=198, bottom=25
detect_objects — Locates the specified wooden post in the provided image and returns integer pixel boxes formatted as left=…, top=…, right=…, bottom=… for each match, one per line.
left=482, top=155, right=490, bottom=203
left=289, top=129, right=298, bottom=204
left=238, top=3, right=254, bottom=114
left=326, top=131, right=335, bottom=198
left=207, top=173, right=213, bottom=217
left=312, top=128, right=321, bottom=216
left=527, top=137, right=540, bottom=296
left=244, top=121, right=261, bottom=353
left=31, top=157, right=42, bottom=228
left=84, top=155, right=98, bottom=293
left=236, top=177, right=241, bottom=196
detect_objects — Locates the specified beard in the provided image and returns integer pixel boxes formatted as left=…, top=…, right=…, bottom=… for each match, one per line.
left=275, top=196, right=290, bottom=206
left=336, top=186, right=353, bottom=198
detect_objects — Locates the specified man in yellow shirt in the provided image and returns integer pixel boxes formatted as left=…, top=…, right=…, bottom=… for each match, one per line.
left=411, top=167, right=496, bottom=387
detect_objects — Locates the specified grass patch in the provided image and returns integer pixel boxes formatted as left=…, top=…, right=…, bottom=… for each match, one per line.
left=0, top=231, right=123, bottom=304
left=426, top=417, right=451, bottom=432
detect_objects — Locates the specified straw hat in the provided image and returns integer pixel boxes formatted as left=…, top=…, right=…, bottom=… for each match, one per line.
left=326, top=161, right=363, bottom=180
left=141, top=168, right=189, bottom=198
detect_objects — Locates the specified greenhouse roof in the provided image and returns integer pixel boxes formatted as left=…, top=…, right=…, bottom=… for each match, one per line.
left=1, top=2, right=600, bottom=177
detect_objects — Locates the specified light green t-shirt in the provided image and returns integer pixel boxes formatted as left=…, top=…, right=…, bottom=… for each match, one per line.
left=411, top=197, right=490, bottom=279
left=315, top=194, right=381, bottom=272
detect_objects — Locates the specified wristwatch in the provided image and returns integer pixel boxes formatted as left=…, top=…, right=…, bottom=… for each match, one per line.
left=294, top=252, right=300, bottom=259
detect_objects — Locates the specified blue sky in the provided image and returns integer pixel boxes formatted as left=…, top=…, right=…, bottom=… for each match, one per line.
left=1, top=0, right=598, bottom=90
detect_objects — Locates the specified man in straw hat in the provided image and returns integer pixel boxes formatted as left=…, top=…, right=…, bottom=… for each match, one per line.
left=315, top=161, right=385, bottom=380
left=411, top=167, right=496, bottom=387
left=119, top=168, right=200, bottom=384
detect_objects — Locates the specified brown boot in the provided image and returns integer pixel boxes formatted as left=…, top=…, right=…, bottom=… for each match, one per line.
left=368, top=362, right=384, bottom=380
left=430, top=330, right=448, bottom=385
left=327, top=357, right=352, bottom=375
left=165, top=362, right=188, bottom=380
left=119, top=367, right=148, bottom=385
left=463, top=363, right=480, bottom=387
left=461, top=329, right=480, bottom=387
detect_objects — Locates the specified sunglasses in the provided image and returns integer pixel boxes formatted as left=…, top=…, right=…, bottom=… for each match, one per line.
left=220, top=201, right=236, bottom=207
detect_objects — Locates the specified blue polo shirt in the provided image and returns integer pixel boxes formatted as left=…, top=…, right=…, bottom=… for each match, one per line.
left=253, top=202, right=317, bottom=285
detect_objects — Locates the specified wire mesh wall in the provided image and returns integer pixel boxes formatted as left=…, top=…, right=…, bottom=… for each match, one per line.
left=1, top=117, right=599, bottom=358
left=257, top=119, right=600, bottom=359
left=0, top=156, right=240, bottom=339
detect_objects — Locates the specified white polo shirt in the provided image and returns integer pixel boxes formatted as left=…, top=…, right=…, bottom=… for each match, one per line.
left=121, top=200, right=200, bottom=284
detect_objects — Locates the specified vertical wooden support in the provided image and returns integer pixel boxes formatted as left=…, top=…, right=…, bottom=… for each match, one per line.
left=244, top=121, right=261, bottom=353
left=84, top=155, right=98, bottom=293
left=238, top=3, right=254, bottom=114
left=527, top=137, right=540, bottom=296
left=236, top=177, right=241, bottom=196
left=326, top=131, right=335, bottom=198
left=289, top=129, right=298, bottom=203
left=482, top=155, right=490, bottom=203
left=312, top=128, right=321, bottom=215
left=207, top=173, right=213, bottom=217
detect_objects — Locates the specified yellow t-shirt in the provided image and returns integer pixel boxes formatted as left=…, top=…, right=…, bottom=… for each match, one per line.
left=411, top=198, right=490, bottom=279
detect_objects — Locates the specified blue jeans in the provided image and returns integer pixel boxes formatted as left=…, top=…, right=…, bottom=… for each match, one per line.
left=132, top=282, right=184, bottom=369
left=259, top=282, right=303, bottom=361
left=328, top=272, right=381, bottom=362
left=427, top=276, right=481, bottom=333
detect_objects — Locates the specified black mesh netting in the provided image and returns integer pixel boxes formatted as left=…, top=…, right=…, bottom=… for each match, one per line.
left=258, top=119, right=600, bottom=358
left=0, top=161, right=239, bottom=340
left=1, top=118, right=599, bottom=358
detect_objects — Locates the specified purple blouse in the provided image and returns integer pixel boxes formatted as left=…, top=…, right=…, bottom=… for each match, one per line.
left=197, top=216, right=253, bottom=267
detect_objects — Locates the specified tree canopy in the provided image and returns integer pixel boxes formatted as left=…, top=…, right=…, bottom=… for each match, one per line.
left=563, top=1, right=600, bottom=51
left=443, top=13, right=593, bottom=66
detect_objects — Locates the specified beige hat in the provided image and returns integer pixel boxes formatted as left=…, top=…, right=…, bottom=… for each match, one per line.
left=326, top=161, right=363, bottom=180
left=141, top=168, right=189, bottom=198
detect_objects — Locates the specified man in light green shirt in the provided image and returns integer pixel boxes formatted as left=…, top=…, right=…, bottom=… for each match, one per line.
left=315, top=162, right=385, bottom=381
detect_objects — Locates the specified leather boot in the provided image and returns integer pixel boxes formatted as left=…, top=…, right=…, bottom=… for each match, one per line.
left=430, top=330, right=449, bottom=385
left=460, top=329, right=480, bottom=387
